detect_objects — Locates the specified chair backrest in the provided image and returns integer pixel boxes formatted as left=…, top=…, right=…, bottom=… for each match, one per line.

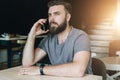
left=92, top=58, right=106, bottom=80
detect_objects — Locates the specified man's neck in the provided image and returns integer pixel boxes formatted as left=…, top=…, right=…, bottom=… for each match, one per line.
left=57, top=25, right=71, bottom=44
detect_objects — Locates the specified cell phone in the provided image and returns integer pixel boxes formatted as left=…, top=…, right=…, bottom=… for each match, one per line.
left=41, top=20, right=49, bottom=31
left=41, top=24, right=46, bottom=31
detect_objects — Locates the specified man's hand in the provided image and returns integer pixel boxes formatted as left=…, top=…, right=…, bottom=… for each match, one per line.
left=29, top=19, right=49, bottom=37
left=18, top=66, right=40, bottom=75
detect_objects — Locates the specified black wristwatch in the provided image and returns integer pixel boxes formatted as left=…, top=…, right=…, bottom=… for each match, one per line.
left=40, top=64, right=45, bottom=75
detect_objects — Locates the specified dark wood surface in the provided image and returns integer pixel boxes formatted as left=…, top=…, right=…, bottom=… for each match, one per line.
left=109, top=40, right=120, bottom=56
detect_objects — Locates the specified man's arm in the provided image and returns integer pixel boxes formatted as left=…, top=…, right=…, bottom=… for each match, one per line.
left=43, top=51, right=90, bottom=77
left=20, top=51, right=90, bottom=77
left=22, top=19, right=49, bottom=66
left=22, top=36, right=46, bottom=66
left=22, top=35, right=36, bottom=66
left=20, top=35, right=47, bottom=75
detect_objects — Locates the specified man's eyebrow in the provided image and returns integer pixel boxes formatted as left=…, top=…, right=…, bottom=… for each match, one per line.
left=48, top=11, right=60, bottom=14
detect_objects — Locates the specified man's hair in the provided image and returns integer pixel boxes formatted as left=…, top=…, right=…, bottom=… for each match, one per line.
left=48, top=0, right=72, bottom=14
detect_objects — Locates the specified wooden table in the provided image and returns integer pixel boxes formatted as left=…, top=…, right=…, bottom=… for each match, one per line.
left=100, top=56, right=120, bottom=80
left=0, top=35, right=46, bottom=68
left=0, top=66, right=102, bottom=80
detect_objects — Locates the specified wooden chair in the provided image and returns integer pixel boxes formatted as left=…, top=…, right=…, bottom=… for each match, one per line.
left=92, top=58, right=107, bottom=80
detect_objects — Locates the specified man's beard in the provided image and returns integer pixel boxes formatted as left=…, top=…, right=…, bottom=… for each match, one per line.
left=49, top=19, right=67, bottom=35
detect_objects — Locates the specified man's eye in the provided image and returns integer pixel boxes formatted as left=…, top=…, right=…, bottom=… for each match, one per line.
left=48, top=14, right=51, bottom=17
left=55, top=12, right=60, bottom=15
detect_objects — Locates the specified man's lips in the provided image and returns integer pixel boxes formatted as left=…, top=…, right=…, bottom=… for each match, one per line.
left=50, top=22, right=58, bottom=26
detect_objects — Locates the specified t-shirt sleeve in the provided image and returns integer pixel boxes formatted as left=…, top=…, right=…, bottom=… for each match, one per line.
left=74, top=33, right=91, bottom=54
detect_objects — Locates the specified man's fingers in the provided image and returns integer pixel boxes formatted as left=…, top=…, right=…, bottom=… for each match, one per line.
left=37, top=19, right=47, bottom=25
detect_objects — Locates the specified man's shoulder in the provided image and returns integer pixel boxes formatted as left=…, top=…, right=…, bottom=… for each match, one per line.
left=72, top=27, right=88, bottom=35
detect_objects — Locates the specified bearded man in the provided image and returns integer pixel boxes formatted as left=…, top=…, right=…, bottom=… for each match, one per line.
left=19, top=0, right=92, bottom=77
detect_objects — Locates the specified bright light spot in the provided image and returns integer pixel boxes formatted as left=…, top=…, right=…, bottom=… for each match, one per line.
left=113, top=17, right=120, bottom=27
left=112, top=11, right=120, bottom=28
left=112, top=0, right=120, bottom=40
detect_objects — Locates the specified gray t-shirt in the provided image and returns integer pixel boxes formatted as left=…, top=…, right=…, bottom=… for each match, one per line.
left=38, top=27, right=92, bottom=74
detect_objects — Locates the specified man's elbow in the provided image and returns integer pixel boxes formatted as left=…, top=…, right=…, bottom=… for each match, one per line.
left=22, top=61, right=33, bottom=67
left=75, top=70, right=85, bottom=77
left=73, top=68, right=85, bottom=77
left=22, top=63, right=29, bottom=67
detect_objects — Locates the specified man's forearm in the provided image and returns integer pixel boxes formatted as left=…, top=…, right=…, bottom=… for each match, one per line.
left=42, top=52, right=89, bottom=77
left=43, top=62, right=86, bottom=77
left=22, top=35, right=36, bottom=66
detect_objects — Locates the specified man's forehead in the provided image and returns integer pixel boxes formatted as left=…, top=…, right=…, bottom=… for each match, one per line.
left=48, top=5, right=65, bottom=13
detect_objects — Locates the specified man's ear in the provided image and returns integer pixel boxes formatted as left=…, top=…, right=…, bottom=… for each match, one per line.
left=66, top=13, right=71, bottom=22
